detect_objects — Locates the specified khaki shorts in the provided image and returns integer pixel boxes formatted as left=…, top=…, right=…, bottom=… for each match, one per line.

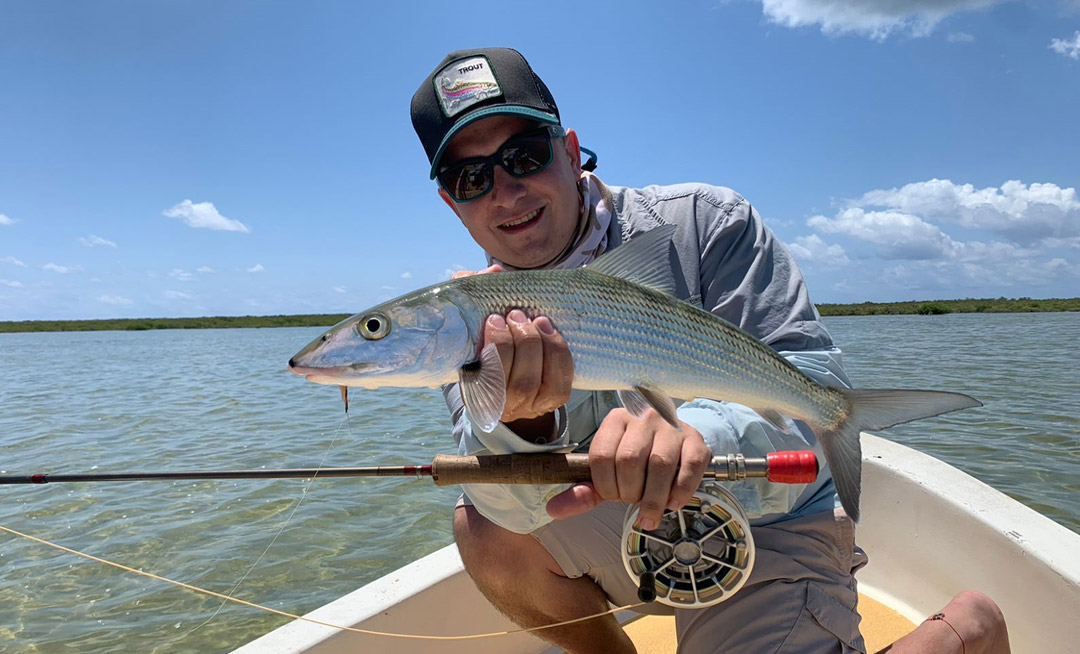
left=532, top=502, right=869, bottom=653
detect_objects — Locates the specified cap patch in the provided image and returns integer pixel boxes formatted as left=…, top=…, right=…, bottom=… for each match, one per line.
left=435, top=55, right=503, bottom=118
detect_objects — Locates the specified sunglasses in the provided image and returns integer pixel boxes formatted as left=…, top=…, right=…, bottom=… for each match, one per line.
left=437, top=125, right=566, bottom=203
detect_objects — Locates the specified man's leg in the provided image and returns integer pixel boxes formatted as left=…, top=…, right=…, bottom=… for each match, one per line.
left=881, top=591, right=1010, bottom=654
left=454, top=504, right=637, bottom=654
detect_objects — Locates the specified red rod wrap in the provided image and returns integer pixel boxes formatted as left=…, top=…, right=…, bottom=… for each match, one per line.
left=766, top=451, right=818, bottom=484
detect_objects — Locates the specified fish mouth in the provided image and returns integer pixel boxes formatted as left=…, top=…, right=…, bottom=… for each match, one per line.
left=288, top=360, right=383, bottom=386
left=287, top=362, right=355, bottom=386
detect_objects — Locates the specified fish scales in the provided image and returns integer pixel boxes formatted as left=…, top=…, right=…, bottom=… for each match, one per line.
left=450, top=268, right=833, bottom=423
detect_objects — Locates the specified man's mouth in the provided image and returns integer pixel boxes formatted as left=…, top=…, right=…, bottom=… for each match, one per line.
left=498, top=207, right=543, bottom=232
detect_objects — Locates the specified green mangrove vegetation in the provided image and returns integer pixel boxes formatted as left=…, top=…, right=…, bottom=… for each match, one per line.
left=1, top=298, right=1077, bottom=333
left=815, top=297, right=1080, bottom=316
left=0, top=314, right=352, bottom=333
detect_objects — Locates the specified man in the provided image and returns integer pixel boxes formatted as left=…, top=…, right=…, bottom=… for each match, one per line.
left=410, top=47, right=1009, bottom=654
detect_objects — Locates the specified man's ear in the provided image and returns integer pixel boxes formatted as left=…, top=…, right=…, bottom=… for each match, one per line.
left=562, top=128, right=582, bottom=177
left=438, top=188, right=466, bottom=224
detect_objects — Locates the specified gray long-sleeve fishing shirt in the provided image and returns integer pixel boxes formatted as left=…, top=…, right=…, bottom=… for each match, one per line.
left=444, top=182, right=852, bottom=534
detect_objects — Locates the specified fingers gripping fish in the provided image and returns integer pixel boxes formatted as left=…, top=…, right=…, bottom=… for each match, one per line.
left=288, top=225, right=981, bottom=521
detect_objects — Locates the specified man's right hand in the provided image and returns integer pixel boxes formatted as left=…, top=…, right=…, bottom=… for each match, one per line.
left=452, top=266, right=574, bottom=439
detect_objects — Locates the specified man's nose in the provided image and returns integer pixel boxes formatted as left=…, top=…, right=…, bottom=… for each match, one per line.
left=489, top=164, right=527, bottom=207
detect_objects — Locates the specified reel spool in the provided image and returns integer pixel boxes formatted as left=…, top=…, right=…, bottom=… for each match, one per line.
left=621, top=483, right=754, bottom=608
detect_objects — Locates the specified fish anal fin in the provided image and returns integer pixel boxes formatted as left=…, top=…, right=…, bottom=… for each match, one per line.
left=618, top=386, right=680, bottom=429
left=458, top=343, right=506, bottom=433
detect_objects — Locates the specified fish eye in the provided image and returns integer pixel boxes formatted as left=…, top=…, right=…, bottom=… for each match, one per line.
left=357, top=313, right=390, bottom=340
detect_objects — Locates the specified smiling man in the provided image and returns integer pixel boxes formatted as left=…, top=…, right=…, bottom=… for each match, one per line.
left=409, top=47, right=1009, bottom=654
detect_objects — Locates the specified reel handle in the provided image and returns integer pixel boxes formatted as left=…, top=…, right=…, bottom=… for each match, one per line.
left=430, top=451, right=817, bottom=486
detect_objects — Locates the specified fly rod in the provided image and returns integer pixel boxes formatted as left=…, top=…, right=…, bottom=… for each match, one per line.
left=0, top=451, right=817, bottom=486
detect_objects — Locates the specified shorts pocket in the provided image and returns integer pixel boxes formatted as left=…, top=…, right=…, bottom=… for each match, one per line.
left=776, top=582, right=867, bottom=653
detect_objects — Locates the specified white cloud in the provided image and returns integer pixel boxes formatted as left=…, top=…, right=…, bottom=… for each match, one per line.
left=800, top=178, right=1080, bottom=297
left=808, top=208, right=957, bottom=259
left=98, top=295, right=133, bottom=305
left=79, top=235, right=117, bottom=248
left=247, top=264, right=265, bottom=273
left=163, top=200, right=250, bottom=233
left=169, top=268, right=194, bottom=282
left=401, top=271, right=413, bottom=279
left=2, top=256, right=26, bottom=267
left=0, top=214, right=14, bottom=226
left=0, top=279, right=23, bottom=288
left=1050, top=31, right=1080, bottom=60
left=947, top=32, right=975, bottom=43
left=855, top=179, right=1080, bottom=245
left=43, top=263, right=79, bottom=274
left=196, top=266, right=214, bottom=273
left=333, top=286, right=346, bottom=293
left=758, top=0, right=1003, bottom=39
left=786, top=234, right=850, bottom=266
left=163, top=290, right=193, bottom=300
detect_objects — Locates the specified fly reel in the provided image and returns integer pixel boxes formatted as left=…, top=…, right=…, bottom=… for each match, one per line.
left=622, top=483, right=754, bottom=608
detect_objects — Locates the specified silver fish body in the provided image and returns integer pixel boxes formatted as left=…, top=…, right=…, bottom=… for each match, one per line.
left=289, top=226, right=980, bottom=520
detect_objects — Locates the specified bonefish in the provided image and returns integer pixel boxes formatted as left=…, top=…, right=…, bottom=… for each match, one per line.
left=288, top=225, right=981, bottom=520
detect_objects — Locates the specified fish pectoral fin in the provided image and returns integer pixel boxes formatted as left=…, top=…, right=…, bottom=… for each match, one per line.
left=458, top=343, right=506, bottom=433
left=618, top=386, right=680, bottom=429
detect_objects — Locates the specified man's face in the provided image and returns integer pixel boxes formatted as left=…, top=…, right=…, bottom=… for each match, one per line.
left=437, top=115, right=583, bottom=269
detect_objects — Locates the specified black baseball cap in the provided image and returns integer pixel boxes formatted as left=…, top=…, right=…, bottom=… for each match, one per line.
left=411, top=47, right=561, bottom=179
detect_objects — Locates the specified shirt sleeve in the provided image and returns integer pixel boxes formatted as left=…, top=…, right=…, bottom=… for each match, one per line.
left=696, top=192, right=834, bottom=352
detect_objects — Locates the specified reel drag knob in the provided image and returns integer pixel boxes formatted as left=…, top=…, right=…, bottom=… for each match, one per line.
left=621, top=483, right=754, bottom=609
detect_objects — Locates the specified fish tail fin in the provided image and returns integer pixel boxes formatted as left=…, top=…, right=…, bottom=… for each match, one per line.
left=821, top=389, right=983, bottom=522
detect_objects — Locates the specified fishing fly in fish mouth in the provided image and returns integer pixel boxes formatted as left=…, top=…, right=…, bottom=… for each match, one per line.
left=287, top=224, right=981, bottom=523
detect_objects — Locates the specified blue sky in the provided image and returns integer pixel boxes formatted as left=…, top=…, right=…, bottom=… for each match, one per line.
left=1, top=1, right=1078, bottom=321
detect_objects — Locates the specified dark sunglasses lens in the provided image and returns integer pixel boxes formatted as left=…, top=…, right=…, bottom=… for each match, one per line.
left=439, top=128, right=557, bottom=202
left=442, top=162, right=493, bottom=202
left=502, top=136, right=553, bottom=176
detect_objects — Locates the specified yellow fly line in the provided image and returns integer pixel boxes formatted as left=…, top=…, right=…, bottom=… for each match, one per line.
left=0, top=524, right=644, bottom=642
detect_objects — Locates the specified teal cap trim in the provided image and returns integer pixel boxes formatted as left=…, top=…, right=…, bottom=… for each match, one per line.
left=428, top=106, right=560, bottom=179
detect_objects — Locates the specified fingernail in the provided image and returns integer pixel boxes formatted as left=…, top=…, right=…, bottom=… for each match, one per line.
left=488, top=315, right=506, bottom=330
left=639, top=517, right=656, bottom=531
left=508, top=309, right=527, bottom=324
left=536, top=317, right=555, bottom=335
left=667, top=499, right=680, bottom=512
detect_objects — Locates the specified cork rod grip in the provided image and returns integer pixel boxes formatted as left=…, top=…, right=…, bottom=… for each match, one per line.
left=431, top=453, right=593, bottom=486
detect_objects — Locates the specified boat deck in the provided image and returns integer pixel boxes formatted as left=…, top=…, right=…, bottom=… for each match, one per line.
left=620, top=593, right=915, bottom=654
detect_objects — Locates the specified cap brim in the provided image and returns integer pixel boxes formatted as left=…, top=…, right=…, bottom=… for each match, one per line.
left=429, top=106, right=560, bottom=179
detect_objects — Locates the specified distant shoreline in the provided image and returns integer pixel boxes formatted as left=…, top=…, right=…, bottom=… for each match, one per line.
left=2, top=298, right=1077, bottom=333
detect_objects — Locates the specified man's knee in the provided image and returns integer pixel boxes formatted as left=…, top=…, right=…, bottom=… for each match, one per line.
left=949, top=590, right=1009, bottom=648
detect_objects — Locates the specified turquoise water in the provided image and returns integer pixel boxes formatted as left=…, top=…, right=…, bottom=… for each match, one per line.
left=0, top=313, right=1077, bottom=653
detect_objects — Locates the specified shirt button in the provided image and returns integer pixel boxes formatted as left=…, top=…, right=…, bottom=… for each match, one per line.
left=602, top=391, right=615, bottom=405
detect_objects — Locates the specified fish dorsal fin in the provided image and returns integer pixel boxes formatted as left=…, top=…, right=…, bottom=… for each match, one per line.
left=458, top=343, right=506, bottom=433
left=618, top=386, right=680, bottom=429
left=586, top=224, right=678, bottom=296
